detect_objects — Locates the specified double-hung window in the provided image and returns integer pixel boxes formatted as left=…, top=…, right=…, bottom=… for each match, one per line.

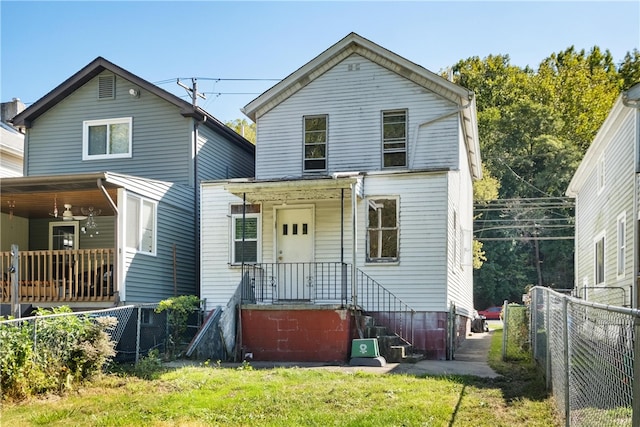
left=304, top=115, right=327, bottom=171
left=382, top=110, right=407, bottom=168
left=594, top=233, right=605, bottom=285
left=367, top=198, right=399, bottom=262
left=126, top=195, right=157, bottom=255
left=231, top=204, right=261, bottom=264
left=83, top=117, right=132, bottom=160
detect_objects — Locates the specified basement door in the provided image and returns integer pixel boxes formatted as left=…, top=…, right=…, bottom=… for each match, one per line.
left=276, top=207, right=314, bottom=301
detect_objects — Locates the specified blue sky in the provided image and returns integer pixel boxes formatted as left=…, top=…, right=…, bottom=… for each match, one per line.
left=2, top=1, right=638, bottom=123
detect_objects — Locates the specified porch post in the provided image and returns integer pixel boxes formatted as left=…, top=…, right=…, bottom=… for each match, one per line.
left=10, top=244, right=19, bottom=318
left=98, top=178, right=119, bottom=301
left=351, top=183, right=357, bottom=307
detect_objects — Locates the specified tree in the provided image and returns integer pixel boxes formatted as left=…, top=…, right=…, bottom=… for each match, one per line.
left=225, top=118, right=256, bottom=144
left=619, top=49, right=640, bottom=90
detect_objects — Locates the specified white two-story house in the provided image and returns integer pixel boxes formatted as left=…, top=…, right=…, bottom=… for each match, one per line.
left=567, top=83, right=640, bottom=308
left=200, top=33, right=481, bottom=362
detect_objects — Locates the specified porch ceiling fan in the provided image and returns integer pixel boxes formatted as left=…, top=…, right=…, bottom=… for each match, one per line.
left=62, top=204, right=87, bottom=221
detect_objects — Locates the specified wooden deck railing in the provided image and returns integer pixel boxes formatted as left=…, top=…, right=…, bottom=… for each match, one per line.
left=1, top=249, right=115, bottom=303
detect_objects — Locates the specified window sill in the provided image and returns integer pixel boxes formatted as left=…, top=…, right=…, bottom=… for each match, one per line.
left=365, top=260, right=400, bottom=266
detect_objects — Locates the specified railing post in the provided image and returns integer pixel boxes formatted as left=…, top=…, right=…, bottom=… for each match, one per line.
left=546, top=289, right=552, bottom=391
left=502, top=300, right=508, bottom=361
left=135, top=306, right=142, bottom=365
left=632, top=316, right=640, bottom=427
left=10, top=244, right=19, bottom=318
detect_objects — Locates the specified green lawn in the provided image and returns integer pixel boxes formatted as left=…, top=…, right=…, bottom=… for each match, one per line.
left=1, top=331, right=560, bottom=427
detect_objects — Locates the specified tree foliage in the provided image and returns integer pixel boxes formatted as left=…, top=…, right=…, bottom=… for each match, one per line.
left=225, top=118, right=256, bottom=144
left=453, top=46, right=639, bottom=310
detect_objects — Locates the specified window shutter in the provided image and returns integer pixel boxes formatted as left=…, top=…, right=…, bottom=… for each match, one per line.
left=98, top=75, right=115, bottom=99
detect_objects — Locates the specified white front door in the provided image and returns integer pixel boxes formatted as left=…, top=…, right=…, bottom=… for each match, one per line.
left=276, top=207, right=314, bottom=300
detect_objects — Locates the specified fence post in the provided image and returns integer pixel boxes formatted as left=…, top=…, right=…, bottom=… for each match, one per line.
left=562, top=297, right=570, bottom=427
left=546, top=290, right=552, bottom=391
left=502, top=300, right=509, bottom=361
left=632, top=316, right=640, bottom=427
left=531, top=288, right=537, bottom=361
left=135, top=306, right=142, bottom=365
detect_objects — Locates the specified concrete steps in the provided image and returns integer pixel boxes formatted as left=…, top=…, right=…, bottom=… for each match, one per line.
left=360, top=315, right=424, bottom=363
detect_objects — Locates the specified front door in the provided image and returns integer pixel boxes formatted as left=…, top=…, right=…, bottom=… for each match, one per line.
left=276, top=207, right=314, bottom=300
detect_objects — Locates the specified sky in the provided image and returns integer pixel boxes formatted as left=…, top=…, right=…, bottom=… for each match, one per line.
left=1, top=1, right=639, bottom=123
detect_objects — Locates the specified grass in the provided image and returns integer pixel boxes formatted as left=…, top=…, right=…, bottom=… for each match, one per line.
left=1, top=330, right=561, bottom=427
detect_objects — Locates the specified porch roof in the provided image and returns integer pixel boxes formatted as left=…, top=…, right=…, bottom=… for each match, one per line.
left=224, top=175, right=362, bottom=203
left=0, top=172, right=121, bottom=219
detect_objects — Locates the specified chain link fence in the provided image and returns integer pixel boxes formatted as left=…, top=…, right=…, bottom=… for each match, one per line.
left=530, top=286, right=640, bottom=426
left=0, top=304, right=202, bottom=364
left=501, top=302, right=530, bottom=361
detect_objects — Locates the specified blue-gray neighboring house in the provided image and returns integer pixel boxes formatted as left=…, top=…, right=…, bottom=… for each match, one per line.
left=0, top=57, right=254, bottom=310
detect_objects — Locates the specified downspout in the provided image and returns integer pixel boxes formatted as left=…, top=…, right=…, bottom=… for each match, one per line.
left=409, top=94, right=474, bottom=170
left=97, top=177, right=119, bottom=304
left=351, top=181, right=358, bottom=308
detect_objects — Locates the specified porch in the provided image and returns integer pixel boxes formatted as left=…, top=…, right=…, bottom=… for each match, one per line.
left=1, top=248, right=116, bottom=304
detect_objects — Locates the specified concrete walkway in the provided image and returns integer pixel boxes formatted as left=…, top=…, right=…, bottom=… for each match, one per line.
left=168, top=330, right=500, bottom=378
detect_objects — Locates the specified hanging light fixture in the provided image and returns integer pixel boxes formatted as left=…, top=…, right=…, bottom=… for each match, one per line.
left=49, top=195, right=59, bottom=218
left=7, top=200, right=15, bottom=220
left=81, top=206, right=101, bottom=237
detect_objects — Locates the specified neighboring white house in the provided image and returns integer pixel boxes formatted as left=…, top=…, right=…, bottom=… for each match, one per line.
left=1, top=98, right=25, bottom=177
left=200, top=33, right=482, bottom=361
left=566, top=83, right=640, bottom=308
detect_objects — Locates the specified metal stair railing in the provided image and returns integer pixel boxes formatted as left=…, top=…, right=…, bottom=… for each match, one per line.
left=354, top=268, right=415, bottom=346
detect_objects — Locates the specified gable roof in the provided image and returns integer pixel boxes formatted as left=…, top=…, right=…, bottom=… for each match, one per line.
left=10, top=57, right=254, bottom=154
left=566, top=83, right=640, bottom=197
left=242, top=32, right=481, bottom=179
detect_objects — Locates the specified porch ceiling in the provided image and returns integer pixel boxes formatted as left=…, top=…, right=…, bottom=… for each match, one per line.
left=0, top=174, right=120, bottom=219
left=224, top=177, right=359, bottom=203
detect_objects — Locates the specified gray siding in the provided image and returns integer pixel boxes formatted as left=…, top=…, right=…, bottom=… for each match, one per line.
left=26, top=71, right=194, bottom=184
left=197, top=125, right=254, bottom=182
left=256, top=54, right=459, bottom=179
left=123, top=192, right=196, bottom=303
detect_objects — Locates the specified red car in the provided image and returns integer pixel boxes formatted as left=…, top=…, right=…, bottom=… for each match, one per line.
left=478, top=306, right=503, bottom=320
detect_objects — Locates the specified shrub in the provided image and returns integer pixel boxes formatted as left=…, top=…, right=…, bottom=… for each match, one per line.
left=155, top=295, right=201, bottom=358
left=0, top=306, right=117, bottom=401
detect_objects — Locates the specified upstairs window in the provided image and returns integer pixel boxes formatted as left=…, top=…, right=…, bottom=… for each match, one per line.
left=382, top=110, right=407, bottom=168
left=230, top=204, right=261, bottom=264
left=367, top=198, right=399, bottom=262
left=126, top=195, right=157, bottom=255
left=304, top=115, right=327, bottom=171
left=83, top=117, right=132, bottom=160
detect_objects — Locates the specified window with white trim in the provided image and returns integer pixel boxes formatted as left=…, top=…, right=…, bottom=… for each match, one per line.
left=382, top=110, right=407, bottom=168
left=367, top=198, right=399, bottom=262
left=83, top=117, right=132, bottom=160
left=230, top=204, right=261, bottom=264
left=126, top=195, right=157, bottom=255
left=304, top=115, right=327, bottom=171
left=617, top=213, right=626, bottom=277
left=594, top=233, right=605, bottom=285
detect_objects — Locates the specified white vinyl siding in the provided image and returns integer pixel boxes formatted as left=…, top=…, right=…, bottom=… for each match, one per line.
left=255, top=54, right=458, bottom=179
left=571, top=102, right=636, bottom=306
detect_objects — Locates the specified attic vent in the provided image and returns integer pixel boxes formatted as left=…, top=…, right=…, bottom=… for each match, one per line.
left=347, top=63, right=360, bottom=71
left=98, top=75, right=115, bottom=99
